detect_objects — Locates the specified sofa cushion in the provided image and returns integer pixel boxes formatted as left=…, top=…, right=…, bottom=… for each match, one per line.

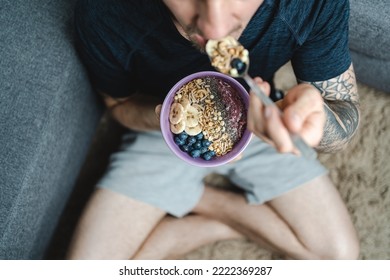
left=349, top=0, right=390, bottom=60
left=351, top=50, right=390, bottom=93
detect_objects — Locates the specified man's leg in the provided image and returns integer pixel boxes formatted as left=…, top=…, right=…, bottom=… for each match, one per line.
left=67, top=187, right=243, bottom=260
left=66, top=188, right=166, bottom=259
left=133, top=214, right=243, bottom=260
left=194, top=174, right=359, bottom=259
left=131, top=174, right=358, bottom=260
left=67, top=176, right=358, bottom=259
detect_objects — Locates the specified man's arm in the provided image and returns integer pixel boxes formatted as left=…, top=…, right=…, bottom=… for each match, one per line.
left=100, top=92, right=161, bottom=131
left=298, top=63, right=360, bottom=153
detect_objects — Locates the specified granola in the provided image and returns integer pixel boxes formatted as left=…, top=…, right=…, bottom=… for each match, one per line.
left=205, top=36, right=249, bottom=77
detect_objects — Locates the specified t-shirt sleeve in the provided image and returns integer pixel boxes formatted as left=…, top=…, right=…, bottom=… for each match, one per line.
left=291, top=0, right=351, bottom=82
left=74, top=1, right=136, bottom=98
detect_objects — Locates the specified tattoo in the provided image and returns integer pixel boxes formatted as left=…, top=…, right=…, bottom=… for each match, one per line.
left=320, top=101, right=360, bottom=152
left=299, top=64, right=360, bottom=153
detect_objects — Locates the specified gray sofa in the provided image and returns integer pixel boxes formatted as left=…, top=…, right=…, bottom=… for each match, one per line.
left=349, top=0, right=390, bottom=93
left=0, top=0, right=103, bottom=259
left=0, top=0, right=389, bottom=259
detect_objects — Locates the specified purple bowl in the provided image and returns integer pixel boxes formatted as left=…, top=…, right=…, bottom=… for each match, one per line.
left=160, top=71, right=252, bottom=167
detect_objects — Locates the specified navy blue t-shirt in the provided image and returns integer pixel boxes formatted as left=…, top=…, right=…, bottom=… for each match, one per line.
left=74, top=0, right=351, bottom=100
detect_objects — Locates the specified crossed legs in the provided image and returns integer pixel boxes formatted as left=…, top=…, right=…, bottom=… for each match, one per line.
left=194, top=175, right=359, bottom=259
left=66, top=174, right=359, bottom=260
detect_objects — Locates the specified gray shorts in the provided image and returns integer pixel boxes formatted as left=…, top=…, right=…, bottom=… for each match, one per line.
left=98, top=131, right=327, bottom=217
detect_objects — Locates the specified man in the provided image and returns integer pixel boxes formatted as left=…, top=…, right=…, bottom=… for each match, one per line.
left=67, top=0, right=360, bottom=259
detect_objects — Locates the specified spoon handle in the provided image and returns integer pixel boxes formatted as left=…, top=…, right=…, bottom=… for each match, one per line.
left=243, top=75, right=317, bottom=160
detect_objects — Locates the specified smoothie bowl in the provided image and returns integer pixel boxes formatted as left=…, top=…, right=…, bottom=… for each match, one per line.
left=160, top=71, right=252, bottom=167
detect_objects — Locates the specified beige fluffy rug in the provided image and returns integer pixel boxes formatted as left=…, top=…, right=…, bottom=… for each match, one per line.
left=183, top=63, right=390, bottom=260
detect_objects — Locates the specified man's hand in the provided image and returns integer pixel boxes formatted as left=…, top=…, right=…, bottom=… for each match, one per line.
left=101, top=91, right=162, bottom=131
left=155, top=104, right=162, bottom=123
left=247, top=78, right=326, bottom=154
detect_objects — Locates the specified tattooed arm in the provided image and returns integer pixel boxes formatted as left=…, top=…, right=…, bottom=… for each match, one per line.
left=298, top=63, right=360, bottom=153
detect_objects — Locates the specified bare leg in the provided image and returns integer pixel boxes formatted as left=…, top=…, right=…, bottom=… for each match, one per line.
left=133, top=214, right=243, bottom=260
left=132, top=175, right=358, bottom=260
left=194, top=175, right=359, bottom=259
left=66, top=188, right=166, bottom=259
left=67, top=175, right=359, bottom=260
left=66, top=187, right=241, bottom=260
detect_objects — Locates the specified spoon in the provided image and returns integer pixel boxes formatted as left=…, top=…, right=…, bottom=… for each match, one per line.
left=206, top=37, right=317, bottom=160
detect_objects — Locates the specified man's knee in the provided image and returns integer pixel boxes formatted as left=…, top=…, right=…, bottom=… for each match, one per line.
left=328, top=237, right=360, bottom=260
left=312, top=232, right=360, bottom=260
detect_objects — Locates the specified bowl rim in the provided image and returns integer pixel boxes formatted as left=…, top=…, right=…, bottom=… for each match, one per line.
left=160, top=71, right=252, bottom=167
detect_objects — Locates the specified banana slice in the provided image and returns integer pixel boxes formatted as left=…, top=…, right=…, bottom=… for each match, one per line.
left=205, top=39, right=218, bottom=57
left=170, top=120, right=186, bottom=134
left=185, top=105, right=199, bottom=127
left=169, top=102, right=184, bottom=124
left=180, top=97, right=191, bottom=111
left=185, top=124, right=202, bottom=136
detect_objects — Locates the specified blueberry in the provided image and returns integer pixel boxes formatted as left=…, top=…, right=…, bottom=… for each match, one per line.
left=202, top=152, right=212, bottom=161
left=174, top=136, right=185, bottom=146
left=179, top=132, right=188, bottom=141
left=193, top=141, right=202, bottom=149
left=230, top=58, right=247, bottom=75
left=201, top=139, right=211, bottom=147
left=200, top=147, right=208, bottom=154
left=209, top=150, right=216, bottom=157
left=195, top=132, right=204, bottom=140
left=180, top=144, right=191, bottom=152
left=190, top=149, right=202, bottom=158
left=187, top=136, right=196, bottom=145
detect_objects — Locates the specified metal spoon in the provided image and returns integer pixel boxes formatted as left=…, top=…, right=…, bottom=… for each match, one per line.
left=206, top=39, right=317, bottom=160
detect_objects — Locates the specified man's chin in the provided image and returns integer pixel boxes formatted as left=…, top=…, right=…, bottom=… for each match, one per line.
left=189, top=34, right=207, bottom=52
